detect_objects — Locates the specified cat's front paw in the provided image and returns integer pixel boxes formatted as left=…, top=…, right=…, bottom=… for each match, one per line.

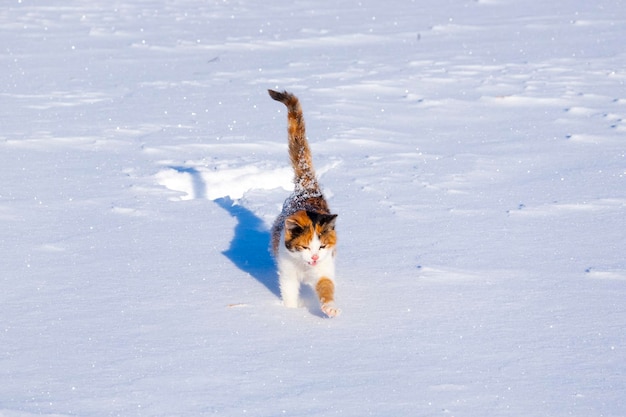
left=321, top=302, right=341, bottom=318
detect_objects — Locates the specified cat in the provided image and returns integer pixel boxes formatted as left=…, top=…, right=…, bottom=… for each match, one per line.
left=268, top=89, right=341, bottom=318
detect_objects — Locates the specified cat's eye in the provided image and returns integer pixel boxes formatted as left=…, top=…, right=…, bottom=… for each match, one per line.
left=320, top=245, right=327, bottom=249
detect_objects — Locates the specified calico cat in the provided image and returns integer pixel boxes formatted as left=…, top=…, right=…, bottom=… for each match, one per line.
left=268, top=89, right=340, bottom=318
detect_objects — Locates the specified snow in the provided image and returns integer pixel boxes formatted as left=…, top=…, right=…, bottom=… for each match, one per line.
left=1, top=0, right=625, bottom=416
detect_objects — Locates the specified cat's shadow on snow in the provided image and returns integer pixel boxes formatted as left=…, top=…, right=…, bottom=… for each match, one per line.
left=170, top=165, right=322, bottom=315
left=215, top=196, right=280, bottom=299
left=167, top=165, right=278, bottom=297
left=214, top=196, right=325, bottom=317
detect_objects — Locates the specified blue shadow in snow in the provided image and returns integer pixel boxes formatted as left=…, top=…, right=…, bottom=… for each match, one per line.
left=169, top=166, right=206, bottom=199
left=215, top=197, right=279, bottom=298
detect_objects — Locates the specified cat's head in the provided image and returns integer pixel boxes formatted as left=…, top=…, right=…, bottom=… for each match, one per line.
left=284, top=210, right=337, bottom=266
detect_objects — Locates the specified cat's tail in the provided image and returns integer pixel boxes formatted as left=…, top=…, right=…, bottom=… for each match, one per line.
left=268, top=89, right=319, bottom=192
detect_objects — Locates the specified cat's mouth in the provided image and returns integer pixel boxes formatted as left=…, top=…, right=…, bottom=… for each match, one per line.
left=308, top=259, right=318, bottom=266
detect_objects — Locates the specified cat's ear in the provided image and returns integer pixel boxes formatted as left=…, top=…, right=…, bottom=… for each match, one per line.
left=285, top=217, right=302, bottom=232
left=285, top=210, right=309, bottom=231
left=323, top=214, right=338, bottom=229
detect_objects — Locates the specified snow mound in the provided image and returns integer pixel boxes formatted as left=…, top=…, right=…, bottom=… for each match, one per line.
left=155, top=160, right=340, bottom=201
left=155, top=164, right=293, bottom=200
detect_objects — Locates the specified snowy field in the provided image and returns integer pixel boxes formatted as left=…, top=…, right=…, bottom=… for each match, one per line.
left=1, top=0, right=625, bottom=416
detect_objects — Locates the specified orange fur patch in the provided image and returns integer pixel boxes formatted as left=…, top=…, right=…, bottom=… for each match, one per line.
left=315, top=277, right=335, bottom=304
left=284, top=210, right=313, bottom=250
left=316, top=223, right=337, bottom=247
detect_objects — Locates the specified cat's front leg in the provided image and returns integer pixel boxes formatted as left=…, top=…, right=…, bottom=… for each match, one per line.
left=278, top=260, right=301, bottom=308
left=279, top=276, right=300, bottom=308
left=315, top=277, right=340, bottom=317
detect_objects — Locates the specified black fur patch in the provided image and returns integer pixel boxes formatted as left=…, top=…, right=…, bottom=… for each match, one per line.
left=306, top=211, right=338, bottom=229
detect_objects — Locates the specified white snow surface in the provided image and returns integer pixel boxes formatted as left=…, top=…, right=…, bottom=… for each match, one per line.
left=2, top=0, right=625, bottom=416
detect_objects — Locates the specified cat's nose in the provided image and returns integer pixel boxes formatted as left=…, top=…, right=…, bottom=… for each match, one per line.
left=311, top=254, right=319, bottom=261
